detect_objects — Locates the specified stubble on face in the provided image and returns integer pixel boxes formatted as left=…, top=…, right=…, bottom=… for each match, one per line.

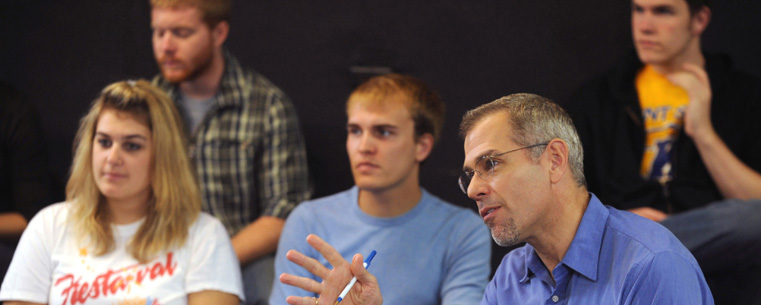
left=151, top=7, right=217, bottom=84
left=157, top=38, right=215, bottom=84
left=487, top=214, right=521, bottom=247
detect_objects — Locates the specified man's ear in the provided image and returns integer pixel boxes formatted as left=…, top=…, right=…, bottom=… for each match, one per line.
left=415, top=133, right=434, bottom=163
left=212, top=21, right=230, bottom=48
left=546, top=139, right=569, bottom=184
left=691, top=6, right=711, bottom=36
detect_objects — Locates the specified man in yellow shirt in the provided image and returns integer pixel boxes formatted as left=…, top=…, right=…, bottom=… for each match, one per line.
left=567, top=0, right=761, bottom=303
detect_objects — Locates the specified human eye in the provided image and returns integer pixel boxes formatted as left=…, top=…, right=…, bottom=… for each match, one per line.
left=152, top=28, right=165, bottom=38
left=375, top=127, right=393, bottom=137
left=96, top=138, right=112, bottom=148
left=172, top=28, right=195, bottom=38
left=478, top=156, right=500, bottom=174
left=653, top=6, right=674, bottom=15
left=347, top=125, right=362, bottom=136
left=124, top=142, right=143, bottom=152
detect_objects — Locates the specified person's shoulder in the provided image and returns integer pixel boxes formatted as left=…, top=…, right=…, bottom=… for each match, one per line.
left=289, top=188, right=356, bottom=217
left=705, top=53, right=761, bottom=91
left=419, top=193, right=489, bottom=244
left=188, top=212, right=228, bottom=237
left=235, top=64, right=290, bottom=100
left=25, top=201, right=71, bottom=233
left=34, top=201, right=71, bottom=220
left=606, top=207, right=693, bottom=258
left=194, top=211, right=222, bottom=227
left=422, top=191, right=483, bottom=225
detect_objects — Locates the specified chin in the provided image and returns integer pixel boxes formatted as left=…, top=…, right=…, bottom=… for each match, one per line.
left=636, top=52, right=667, bottom=66
left=99, top=190, right=122, bottom=200
left=489, top=220, right=521, bottom=247
left=161, top=70, right=190, bottom=84
left=355, top=180, right=391, bottom=193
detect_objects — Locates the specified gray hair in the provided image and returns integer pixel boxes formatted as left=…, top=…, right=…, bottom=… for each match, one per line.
left=460, top=93, right=586, bottom=187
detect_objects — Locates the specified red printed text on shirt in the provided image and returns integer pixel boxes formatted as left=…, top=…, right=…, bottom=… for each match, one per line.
left=54, top=252, right=177, bottom=305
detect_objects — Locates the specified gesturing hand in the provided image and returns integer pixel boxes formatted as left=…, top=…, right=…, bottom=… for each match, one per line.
left=666, top=63, right=712, bottom=138
left=278, top=234, right=383, bottom=305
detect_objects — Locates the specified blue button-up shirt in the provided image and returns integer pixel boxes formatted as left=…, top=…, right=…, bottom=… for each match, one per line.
left=481, top=194, right=713, bottom=304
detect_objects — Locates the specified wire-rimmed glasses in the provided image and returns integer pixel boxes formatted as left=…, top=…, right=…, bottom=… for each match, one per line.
left=458, top=143, right=549, bottom=194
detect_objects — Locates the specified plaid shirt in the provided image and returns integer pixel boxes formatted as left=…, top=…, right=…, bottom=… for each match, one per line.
left=153, top=51, right=311, bottom=236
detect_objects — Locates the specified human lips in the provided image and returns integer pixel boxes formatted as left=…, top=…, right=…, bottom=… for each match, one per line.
left=103, top=172, right=127, bottom=180
left=480, top=205, right=500, bottom=220
left=356, top=161, right=379, bottom=171
left=160, top=57, right=183, bottom=70
left=637, top=39, right=660, bottom=49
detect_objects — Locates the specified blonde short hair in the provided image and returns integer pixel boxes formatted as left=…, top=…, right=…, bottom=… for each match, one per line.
left=346, top=73, right=445, bottom=144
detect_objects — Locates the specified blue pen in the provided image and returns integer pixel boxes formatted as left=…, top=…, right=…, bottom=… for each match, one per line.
left=336, top=250, right=376, bottom=304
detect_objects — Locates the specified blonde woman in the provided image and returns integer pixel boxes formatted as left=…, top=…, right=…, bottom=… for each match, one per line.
left=0, top=80, right=243, bottom=305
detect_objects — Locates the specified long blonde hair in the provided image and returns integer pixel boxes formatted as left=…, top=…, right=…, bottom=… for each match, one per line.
left=66, top=79, right=201, bottom=263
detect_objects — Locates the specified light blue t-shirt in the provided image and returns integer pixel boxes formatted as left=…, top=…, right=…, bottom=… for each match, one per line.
left=270, top=186, right=491, bottom=305
left=481, top=194, right=713, bottom=305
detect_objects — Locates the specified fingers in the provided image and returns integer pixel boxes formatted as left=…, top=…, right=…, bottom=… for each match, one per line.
left=666, top=63, right=710, bottom=91
left=304, top=234, right=354, bottom=302
left=286, top=249, right=331, bottom=279
left=681, top=62, right=709, bottom=86
left=285, top=296, right=319, bottom=305
left=306, top=234, right=349, bottom=270
left=279, top=272, right=323, bottom=294
left=351, top=253, right=378, bottom=285
left=666, top=71, right=698, bottom=90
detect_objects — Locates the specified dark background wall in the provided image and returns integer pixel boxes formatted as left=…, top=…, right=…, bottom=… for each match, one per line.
left=2, top=0, right=760, bottom=274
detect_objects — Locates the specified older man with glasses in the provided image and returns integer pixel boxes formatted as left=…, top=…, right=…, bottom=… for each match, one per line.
left=277, top=93, right=714, bottom=305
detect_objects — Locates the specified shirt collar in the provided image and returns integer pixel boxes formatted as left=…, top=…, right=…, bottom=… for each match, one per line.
left=560, top=193, right=607, bottom=281
left=213, top=49, right=246, bottom=109
left=521, top=193, right=608, bottom=283
left=520, top=244, right=540, bottom=284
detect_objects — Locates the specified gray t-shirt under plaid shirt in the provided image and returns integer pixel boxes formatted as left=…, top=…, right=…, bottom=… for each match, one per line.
left=153, top=50, right=311, bottom=237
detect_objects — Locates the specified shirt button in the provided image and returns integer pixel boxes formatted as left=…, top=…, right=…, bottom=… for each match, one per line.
left=552, top=295, right=559, bottom=302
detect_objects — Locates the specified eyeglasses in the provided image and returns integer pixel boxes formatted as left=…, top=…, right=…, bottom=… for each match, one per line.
left=458, top=143, right=549, bottom=194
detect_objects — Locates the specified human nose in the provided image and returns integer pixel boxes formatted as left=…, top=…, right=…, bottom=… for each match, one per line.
left=157, top=33, right=177, bottom=54
left=633, top=13, right=654, bottom=34
left=106, top=146, right=123, bottom=165
left=466, top=172, right=490, bottom=201
left=357, top=133, right=376, bottom=154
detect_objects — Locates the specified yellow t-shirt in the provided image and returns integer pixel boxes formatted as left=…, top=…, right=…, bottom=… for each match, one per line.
left=636, top=65, right=688, bottom=183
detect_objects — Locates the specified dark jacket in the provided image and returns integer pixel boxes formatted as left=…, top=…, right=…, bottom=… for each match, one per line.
left=566, top=51, right=761, bottom=213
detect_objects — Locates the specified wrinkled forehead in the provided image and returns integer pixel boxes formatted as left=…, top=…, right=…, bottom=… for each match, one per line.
left=462, top=112, right=515, bottom=164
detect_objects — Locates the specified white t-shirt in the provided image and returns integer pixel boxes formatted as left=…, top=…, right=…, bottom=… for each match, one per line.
left=0, top=202, right=244, bottom=305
